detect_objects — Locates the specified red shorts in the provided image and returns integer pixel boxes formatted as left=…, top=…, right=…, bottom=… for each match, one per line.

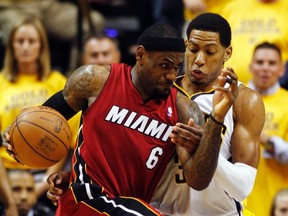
left=55, top=183, right=163, bottom=216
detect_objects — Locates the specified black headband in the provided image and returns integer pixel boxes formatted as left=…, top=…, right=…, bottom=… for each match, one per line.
left=138, top=36, right=185, bottom=52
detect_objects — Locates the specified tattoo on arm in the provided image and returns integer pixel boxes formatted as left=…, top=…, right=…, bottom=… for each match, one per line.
left=182, top=118, right=223, bottom=188
left=195, top=119, right=222, bottom=177
left=64, top=65, right=109, bottom=110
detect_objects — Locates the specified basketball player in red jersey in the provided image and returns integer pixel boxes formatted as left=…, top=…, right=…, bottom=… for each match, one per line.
left=3, top=23, right=238, bottom=215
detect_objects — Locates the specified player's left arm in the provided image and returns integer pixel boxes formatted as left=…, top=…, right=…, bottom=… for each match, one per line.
left=214, top=85, right=265, bottom=201
left=172, top=68, right=238, bottom=190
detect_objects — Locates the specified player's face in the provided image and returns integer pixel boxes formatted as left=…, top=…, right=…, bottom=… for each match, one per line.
left=274, top=196, right=288, bottom=216
left=185, top=30, right=231, bottom=91
left=9, top=172, right=37, bottom=216
left=249, top=48, right=284, bottom=91
left=13, top=24, right=41, bottom=65
left=83, top=38, right=120, bottom=65
left=140, top=50, right=184, bottom=99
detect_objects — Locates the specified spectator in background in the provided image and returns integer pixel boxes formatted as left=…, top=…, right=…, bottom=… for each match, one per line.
left=7, top=169, right=54, bottom=216
left=0, top=0, right=105, bottom=74
left=247, top=42, right=288, bottom=216
left=0, top=17, right=80, bottom=214
left=0, top=0, right=105, bottom=44
left=270, top=189, right=288, bottom=216
left=69, top=34, right=121, bottom=72
left=81, top=34, right=121, bottom=66
left=221, top=0, right=288, bottom=84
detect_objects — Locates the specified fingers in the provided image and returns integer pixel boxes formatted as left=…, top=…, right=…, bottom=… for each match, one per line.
left=211, top=66, right=239, bottom=120
left=46, top=173, right=65, bottom=194
left=218, top=67, right=237, bottom=84
left=2, top=132, right=12, bottom=150
left=170, top=119, right=204, bottom=153
left=3, top=132, right=23, bottom=165
left=224, top=66, right=238, bottom=80
left=2, top=131, right=24, bottom=165
left=214, top=66, right=238, bottom=96
left=46, top=173, right=64, bottom=206
left=46, top=190, right=59, bottom=206
left=225, top=77, right=232, bottom=85
left=8, top=151, right=24, bottom=165
left=171, top=122, right=203, bottom=139
left=45, top=171, right=70, bottom=207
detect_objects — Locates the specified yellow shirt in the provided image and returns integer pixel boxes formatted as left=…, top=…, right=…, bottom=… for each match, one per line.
left=0, top=71, right=80, bottom=169
left=247, top=88, right=288, bottom=216
left=221, top=0, right=288, bottom=84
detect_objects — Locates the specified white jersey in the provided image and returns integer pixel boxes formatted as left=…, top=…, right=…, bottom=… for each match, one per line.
left=151, top=83, right=243, bottom=216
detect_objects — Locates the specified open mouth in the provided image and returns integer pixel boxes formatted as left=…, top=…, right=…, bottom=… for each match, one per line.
left=191, top=69, right=204, bottom=79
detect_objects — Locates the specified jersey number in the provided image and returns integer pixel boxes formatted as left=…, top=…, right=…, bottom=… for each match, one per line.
left=146, top=147, right=163, bottom=169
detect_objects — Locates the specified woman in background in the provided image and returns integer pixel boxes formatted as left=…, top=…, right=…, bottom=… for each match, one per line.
left=0, top=17, right=80, bottom=215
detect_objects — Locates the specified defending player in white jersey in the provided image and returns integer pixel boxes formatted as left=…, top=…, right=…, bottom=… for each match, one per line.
left=151, top=13, right=265, bottom=216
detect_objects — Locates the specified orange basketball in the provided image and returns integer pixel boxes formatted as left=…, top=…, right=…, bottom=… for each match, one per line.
left=9, top=106, right=72, bottom=168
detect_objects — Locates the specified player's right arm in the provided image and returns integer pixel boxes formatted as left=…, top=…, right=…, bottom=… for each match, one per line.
left=44, top=64, right=111, bottom=116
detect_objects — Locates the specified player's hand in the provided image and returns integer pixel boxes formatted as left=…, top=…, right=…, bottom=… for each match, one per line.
left=212, top=67, right=238, bottom=121
left=1, top=127, right=23, bottom=165
left=170, top=118, right=204, bottom=154
left=46, top=171, right=70, bottom=206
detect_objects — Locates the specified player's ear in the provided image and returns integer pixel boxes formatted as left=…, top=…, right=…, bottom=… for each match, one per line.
left=224, top=46, right=232, bottom=63
left=136, top=46, right=145, bottom=63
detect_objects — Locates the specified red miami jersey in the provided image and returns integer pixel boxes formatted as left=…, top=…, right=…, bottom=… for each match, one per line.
left=71, top=63, right=179, bottom=202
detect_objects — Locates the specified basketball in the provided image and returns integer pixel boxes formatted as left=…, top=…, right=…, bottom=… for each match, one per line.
left=8, top=106, right=72, bottom=168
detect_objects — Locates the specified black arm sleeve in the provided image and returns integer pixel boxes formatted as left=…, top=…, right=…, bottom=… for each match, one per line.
left=42, top=90, right=77, bottom=120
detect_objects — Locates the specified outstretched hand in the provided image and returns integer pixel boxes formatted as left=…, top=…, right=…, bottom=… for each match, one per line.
left=46, top=171, right=70, bottom=206
left=212, top=67, right=238, bottom=121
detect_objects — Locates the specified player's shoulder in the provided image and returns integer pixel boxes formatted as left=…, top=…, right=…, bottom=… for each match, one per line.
left=237, top=83, right=262, bottom=102
left=64, top=64, right=112, bottom=98
left=175, top=90, right=204, bottom=124
left=234, top=83, right=265, bottom=118
left=71, top=64, right=111, bottom=78
left=176, top=90, right=195, bottom=106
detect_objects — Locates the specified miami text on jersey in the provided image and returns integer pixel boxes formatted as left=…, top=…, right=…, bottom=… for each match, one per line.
left=105, top=105, right=173, bottom=141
